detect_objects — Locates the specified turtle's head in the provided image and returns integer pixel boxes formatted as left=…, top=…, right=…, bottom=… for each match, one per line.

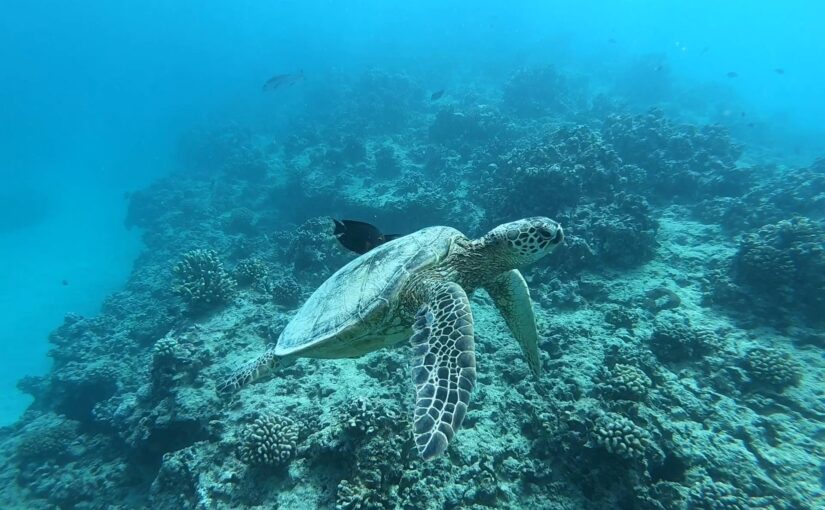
left=479, top=217, right=564, bottom=268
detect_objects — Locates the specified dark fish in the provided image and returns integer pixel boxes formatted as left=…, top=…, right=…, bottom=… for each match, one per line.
left=262, top=70, right=305, bottom=92
left=608, top=38, right=617, bottom=44
left=333, top=219, right=402, bottom=255
left=726, top=71, right=738, bottom=78
left=699, top=46, right=710, bottom=55
left=430, top=89, right=445, bottom=101
left=774, top=68, right=785, bottom=75
left=654, top=64, right=664, bottom=72
left=61, top=279, right=69, bottom=286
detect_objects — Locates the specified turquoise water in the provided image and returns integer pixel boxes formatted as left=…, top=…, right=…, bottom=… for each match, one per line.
left=1, top=2, right=823, bottom=508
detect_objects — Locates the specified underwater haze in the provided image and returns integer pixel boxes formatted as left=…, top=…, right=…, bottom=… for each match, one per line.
left=1, top=1, right=823, bottom=508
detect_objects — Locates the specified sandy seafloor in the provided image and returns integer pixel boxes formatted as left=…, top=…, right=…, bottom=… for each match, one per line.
left=0, top=66, right=823, bottom=510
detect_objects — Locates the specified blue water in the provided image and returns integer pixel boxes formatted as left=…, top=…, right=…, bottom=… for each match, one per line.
left=1, top=1, right=823, bottom=507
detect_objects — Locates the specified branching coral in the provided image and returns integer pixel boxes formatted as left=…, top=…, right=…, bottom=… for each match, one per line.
left=590, top=413, right=651, bottom=462
left=265, top=274, right=303, bottom=308
left=172, top=249, right=236, bottom=311
left=237, top=415, right=300, bottom=468
left=233, top=258, right=269, bottom=287
left=649, top=313, right=716, bottom=362
left=335, top=477, right=387, bottom=510
left=598, top=364, right=652, bottom=401
left=687, top=479, right=747, bottom=510
left=733, top=217, right=825, bottom=325
left=152, top=336, right=181, bottom=360
left=339, top=396, right=397, bottom=435
left=745, top=347, right=801, bottom=390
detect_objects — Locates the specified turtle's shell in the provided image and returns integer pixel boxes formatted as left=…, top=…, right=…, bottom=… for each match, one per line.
left=275, top=226, right=463, bottom=357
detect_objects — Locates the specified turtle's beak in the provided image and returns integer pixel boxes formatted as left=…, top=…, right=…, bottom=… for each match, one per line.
left=538, top=222, right=564, bottom=246
left=550, top=224, right=564, bottom=244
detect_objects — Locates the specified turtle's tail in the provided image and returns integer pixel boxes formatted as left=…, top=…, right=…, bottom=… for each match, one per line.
left=218, top=348, right=286, bottom=394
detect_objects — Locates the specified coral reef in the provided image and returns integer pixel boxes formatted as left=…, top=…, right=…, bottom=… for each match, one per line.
left=502, top=66, right=586, bottom=118
left=233, top=257, right=269, bottom=287
left=732, top=217, right=825, bottom=326
left=598, top=364, right=652, bottom=401
left=687, top=479, right=747, bottom=510
left=603, top=109, right=744, bottom=200
left=15, top=416, right=79, bottom=466
left=649, top=313, right=716, bottom=362
left=1, top=61, right=822, bottom=510
left=744, top=347, right=802, bottom=391
left=237, top=415, right=300, bottom=468
left=172, top=249, right=237, bottom=312
left=335, top=477, right=388, bottom=510
left=590, top=412, right=652, bottom=462
left=265, top=274, right=303, bottom=308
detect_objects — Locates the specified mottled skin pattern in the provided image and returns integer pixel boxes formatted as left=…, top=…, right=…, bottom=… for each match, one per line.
left=221, top=217, right=564, bottom=460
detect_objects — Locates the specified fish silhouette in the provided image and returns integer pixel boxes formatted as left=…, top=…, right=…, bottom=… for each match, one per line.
left=726, top=71, right=738, bottom=78
left=262, top=70, right=305, bottom=92
left=430, top=89, right=445, bottom=101
left=333, top=219, right=402, bottom=255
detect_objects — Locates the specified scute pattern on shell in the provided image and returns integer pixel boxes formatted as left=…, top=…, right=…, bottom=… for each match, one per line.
left=275, top=226, right=462, bottom=356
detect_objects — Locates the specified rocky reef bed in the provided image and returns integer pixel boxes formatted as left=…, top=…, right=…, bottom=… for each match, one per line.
left=0, top=67, right=822, bottom=510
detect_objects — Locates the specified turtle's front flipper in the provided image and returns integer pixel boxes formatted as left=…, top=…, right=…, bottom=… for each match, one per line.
left=410, top=282, right=476, bottom=460
left=485, top=269, right=542, bottom=378
left=218, top=348, right=287, bottom=393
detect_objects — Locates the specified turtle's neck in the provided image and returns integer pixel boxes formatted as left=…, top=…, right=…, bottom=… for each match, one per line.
left=450, top=237, right=514, bottom=292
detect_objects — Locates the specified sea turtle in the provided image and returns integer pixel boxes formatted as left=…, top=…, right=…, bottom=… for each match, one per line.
left=222, top=217, right=564, bottom=459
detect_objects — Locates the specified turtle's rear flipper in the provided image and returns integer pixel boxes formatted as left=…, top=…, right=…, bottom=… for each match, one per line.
left=218, top=348, right=286, bottom=394
left=485, top=269, right=542, bottom=378
left=410, top=282, right=476, bottom=460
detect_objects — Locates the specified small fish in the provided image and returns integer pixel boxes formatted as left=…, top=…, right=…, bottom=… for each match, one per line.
left=262, top=70, right=305, bottom=92
left=774, top=68, right=785, bottom=75
left=608, top=38, right=617, bottom=44
left=726, top=71, right=738, bottom=78
left=333, top=219, right=403, bottom=255
left=654, top=64, right=664, bottom=72
left=699, top=46, right=710, bottom=55
left=61, top=279, right=69, bottom=286
left=430, top=89, right=445, bottom=101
